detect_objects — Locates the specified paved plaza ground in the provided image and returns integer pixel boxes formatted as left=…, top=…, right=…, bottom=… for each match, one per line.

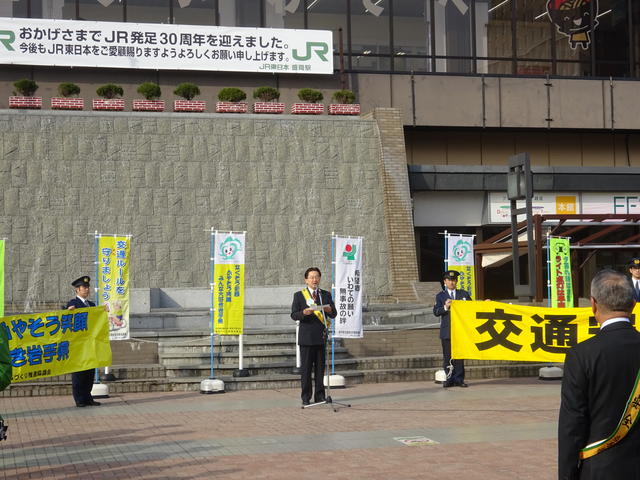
left=1, top=378, right=560, bottom=479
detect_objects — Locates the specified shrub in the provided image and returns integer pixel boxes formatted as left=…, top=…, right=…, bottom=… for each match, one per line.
left=13, top=79, right=39, bottom=97
left=137, top=82, right=161, bottom=100
left=57, top=82, right=81, bottom=98
left=174, top=82, right=200, bottom=100
left=332, top=89, right=356, bottom=104
left=218, top=87, right=247, bottom=102
left=96, top=84, right=124, bottom=99
left=253, top=86, right=280, bottom=102
left=297, top=88, right=323, bottom=103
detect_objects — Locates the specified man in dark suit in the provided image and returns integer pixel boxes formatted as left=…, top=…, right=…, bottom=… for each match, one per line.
left=558, top=269, right=640, bottom=479
left=291, top=267, right=337, bottom=406
left=66, top=276, right=100, bottom=408
left=629, top=257, right=640, bottom=302
left=433, top=270, right=471, bottom=388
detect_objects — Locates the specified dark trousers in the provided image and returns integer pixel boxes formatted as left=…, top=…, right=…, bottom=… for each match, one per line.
left=441, top=338, right=465, bottom=384
left=72, top=369, right=94, bottom=405
left=300, top=344, right=326, bottom=402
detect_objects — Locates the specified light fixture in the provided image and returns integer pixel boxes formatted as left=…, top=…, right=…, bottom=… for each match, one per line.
left=307, top=0, right=320, bottom=10
left=488, top=0, right=509, bottom=14
left=597, top=9, right=612, bottom=18
left=363, top=0, right=384, bottom=17
left=534, top=11, right=547, bottom=20
left=177, top=0, right=192, bottom=7
left=96, top=0, right=115, bottom=6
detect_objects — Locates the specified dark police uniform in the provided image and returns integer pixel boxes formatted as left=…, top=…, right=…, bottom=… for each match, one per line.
left=629, top=257, right=640, bottom=302
left=291, top=287, right=337, bottom=405
left=66, top=276, right=99, bottom=407
left=433, top=270, right=471, bottom=388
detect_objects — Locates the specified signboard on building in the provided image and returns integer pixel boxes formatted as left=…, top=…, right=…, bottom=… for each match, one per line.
left=489, top=192, right=579, bottom=223
left=581, top=193, right=640, bottom=215
left=0, top=17, right=333, bottom=74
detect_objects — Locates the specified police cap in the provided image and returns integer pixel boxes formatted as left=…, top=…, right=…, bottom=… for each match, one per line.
left=629, top=258, right=640, bottom=268
left=443, top=270, right=460, bottom=280
left=71, top=276, right=91, bottom=288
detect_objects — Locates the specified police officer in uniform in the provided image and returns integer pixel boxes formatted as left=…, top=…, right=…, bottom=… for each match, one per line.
left=433, top=270, right=472, bottom=388
left=66, top=276, right=100, bottom=407
left=628, top=257, right=640, bottom=302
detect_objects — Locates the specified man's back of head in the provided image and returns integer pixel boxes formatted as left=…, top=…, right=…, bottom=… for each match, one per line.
left=590, top=269, right=635, bottom=321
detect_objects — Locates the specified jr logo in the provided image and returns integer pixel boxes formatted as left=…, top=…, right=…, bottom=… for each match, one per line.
left=0, top=30, right=15, bottom=51
left=292, top=42, right=329, bottom=62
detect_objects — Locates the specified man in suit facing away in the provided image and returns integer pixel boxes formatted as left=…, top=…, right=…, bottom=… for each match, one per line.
left=291, top=267, right=337, bottom=406
left=66, top=276, right=100, bottom=408
left=433, top=270, right=472, bottom=388
left=558, top=269, right=640, bottom=479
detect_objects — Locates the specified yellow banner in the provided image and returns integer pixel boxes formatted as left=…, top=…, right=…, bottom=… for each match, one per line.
left=451, top=300, right=640, bottom=362
left=213, top=264, right=245, bottom=335
left=0, top=307, right=111, bottom=383
left=98, top=236, right=130, bottom=340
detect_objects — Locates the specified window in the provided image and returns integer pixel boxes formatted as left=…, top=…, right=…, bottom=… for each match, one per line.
left=350, top=0, right=390, bottom=71
left=172, top=0, right=216, bottom=26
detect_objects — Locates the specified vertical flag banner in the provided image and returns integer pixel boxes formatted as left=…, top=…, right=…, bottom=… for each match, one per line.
left=446, top=234, right=476, bottom=298
left=0, top=240, right=4, bottom=318
left=334, top=236, right=364, bottom=338
left=549, top=237, right=573, bottom=308
left=213, top=233, right=245, bottom=335
left=97, top=235, right=131, bottom=340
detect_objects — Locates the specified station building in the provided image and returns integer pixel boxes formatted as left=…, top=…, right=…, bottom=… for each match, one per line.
left=2, top=0, right=640, bottom=305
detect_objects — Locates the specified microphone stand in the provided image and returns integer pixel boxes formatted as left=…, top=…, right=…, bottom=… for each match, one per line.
left=303, top=288, right=351, bottom=412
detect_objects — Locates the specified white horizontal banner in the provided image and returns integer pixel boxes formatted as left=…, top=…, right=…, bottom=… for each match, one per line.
left=0, top=17, right=333, bottom=74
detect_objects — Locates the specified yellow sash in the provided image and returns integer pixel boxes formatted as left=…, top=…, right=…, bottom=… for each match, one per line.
left=301, top=288, right=331, bottom=328
left=579, top=367, right=640, bottom=460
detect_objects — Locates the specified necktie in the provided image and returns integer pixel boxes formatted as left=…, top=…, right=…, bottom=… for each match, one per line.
left=636, top=281, right=640, bottom=297
left=450, top=290, right=455, bottom=300
left=312, top=290, right=318, bottom=303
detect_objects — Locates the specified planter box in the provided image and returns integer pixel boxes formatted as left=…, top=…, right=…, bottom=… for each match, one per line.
left=253, top=102, right=285, bottom=114
left=51, top=97, right=84, bottom=110
left=9, top=96, right=42, bottom=109
left=329, top=103, right=360, bottom=116
left=133, top=100, right=165, bottom=112
left=174, top=100, right=206, bottom=112
left=216, top=101, right=247, bottom=113
left=291, top=103, right=324, bottom=115
left=92, top=99, right=125, bottom=111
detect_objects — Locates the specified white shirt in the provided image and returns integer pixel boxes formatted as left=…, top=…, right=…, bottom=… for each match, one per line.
left=600, top=317, right=630, bottom=330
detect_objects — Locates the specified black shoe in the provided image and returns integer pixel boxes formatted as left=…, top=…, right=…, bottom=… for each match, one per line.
left=89, top=400, right=101, bottom=406
left=314, top=396, right=326, bottom=403
left=454, top=381, right=468, bottom=388
left=442, top=380, right=454, bottom=388
left=302, top=400, right=310, bottom=406
left=76, top=403, right=88, bottom=408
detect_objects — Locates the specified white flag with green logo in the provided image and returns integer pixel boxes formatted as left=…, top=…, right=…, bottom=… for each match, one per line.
left=334, top=236, right=363, bottom=339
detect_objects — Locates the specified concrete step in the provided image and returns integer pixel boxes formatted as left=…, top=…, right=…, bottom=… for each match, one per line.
left=0, top=362, right=554, bottom=397
left=158, top=338, right=302, bottom=355
left=159, top=347, right=350, bottom=366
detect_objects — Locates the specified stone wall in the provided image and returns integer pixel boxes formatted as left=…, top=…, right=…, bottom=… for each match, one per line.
left=0, top=110, right=403, bottom=312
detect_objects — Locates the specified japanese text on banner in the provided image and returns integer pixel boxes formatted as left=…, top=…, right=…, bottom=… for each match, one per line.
left=0, top=17, right=333, bottom=74
left=213, top=234, right=245, bottom=336
left=334, top=237, right=363, bottom=338
left=549, top=237, right=573, bottom=308
left=98, top=236, right=130, bottom=340
left=0, top=307, right=111, bottom=383
left=451, top=301, right=640, bottom=362
left=446, top=234, right=475, bottom=299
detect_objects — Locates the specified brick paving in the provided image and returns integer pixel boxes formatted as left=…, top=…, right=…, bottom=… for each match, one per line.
left=0, top=378, right=560, bottom=479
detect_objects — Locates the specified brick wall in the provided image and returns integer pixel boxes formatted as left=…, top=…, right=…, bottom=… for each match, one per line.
left=329, top=104, right=360, bottom=115
left=92, top=99, right=125, bottom=111
left=9, top=97, right=42, bottom=109
left=132, top=100, right=165, bottom=112
left=253, top=102, right=285, bottom=114
left=51, top=98, right=84, bottom=110
left=173, top=100, right=206, bottom=112
left=291, top=103, right=324, bottom=115
left=367, top=108, right=420, bottom=302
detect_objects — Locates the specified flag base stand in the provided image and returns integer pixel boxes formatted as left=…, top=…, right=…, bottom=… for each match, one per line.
left=434, top=369, right=447, bottom=384
left=233, top=369, right=250, bottom=378
left=200, top=378, right=225, bottom=394
left=91, top=383, right=109, bottom=398
left=100, top=372, right=117, bottom=382
left=539, top=366, right=563, bottom=380
left=323, top=374, right=346, bottom=388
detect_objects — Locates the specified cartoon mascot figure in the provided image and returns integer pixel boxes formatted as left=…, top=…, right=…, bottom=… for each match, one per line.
left=546, top=0, right=599, bottom=50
